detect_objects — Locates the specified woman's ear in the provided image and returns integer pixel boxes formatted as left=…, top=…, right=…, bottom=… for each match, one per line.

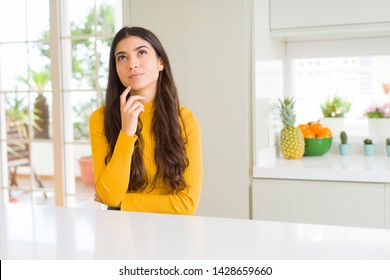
left=158, top=58, right=164, bottom=71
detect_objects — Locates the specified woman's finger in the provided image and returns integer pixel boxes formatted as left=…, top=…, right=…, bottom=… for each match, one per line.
left=94, top=192, right=102, bottom=203
left=122, top=95, right=145, bottom=112
left=120, top=85, right=132, bottom=107
left=126, top=101, right=144, bottom=114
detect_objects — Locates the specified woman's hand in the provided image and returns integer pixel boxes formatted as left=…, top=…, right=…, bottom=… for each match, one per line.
left=94, top=192, right=103, bottom=203
left=120, top=86, right=145, bottom=136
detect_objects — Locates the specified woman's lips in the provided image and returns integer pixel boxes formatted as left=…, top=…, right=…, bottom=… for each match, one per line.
left=129, top=73, right=143, bottom=79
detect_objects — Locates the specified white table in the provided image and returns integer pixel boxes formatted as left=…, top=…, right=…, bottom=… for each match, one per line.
left=1, top=203, right=390, bottom=259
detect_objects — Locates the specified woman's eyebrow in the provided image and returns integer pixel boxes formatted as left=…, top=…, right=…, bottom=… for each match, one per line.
left=133, top=45, right=150, bottom=51
left=115, top=46, right=150, bottom=56
left=115, top=51, right=127, bottom=56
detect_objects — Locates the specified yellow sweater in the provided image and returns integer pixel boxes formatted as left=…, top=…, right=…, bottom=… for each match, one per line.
left=89, top=102, right=202, bottom=215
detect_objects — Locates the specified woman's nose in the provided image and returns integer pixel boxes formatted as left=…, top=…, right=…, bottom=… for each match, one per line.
left=128, top=60, right=139, bottom=69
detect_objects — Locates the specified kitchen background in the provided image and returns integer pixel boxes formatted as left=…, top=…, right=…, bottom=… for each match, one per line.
left=1, top=0, right=389, bottom=226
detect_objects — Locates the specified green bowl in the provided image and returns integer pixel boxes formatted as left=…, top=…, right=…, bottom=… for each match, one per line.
left=304, top=137, right=333, bottom=156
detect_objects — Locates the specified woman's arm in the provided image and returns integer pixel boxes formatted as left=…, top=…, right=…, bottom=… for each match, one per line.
left=120, top=109, right=203, bottom=215
left=89, top=107, right=137, bottom=207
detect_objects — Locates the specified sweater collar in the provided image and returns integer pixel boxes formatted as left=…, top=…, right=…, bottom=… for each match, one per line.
left=142, top=102, right=155, bottom=113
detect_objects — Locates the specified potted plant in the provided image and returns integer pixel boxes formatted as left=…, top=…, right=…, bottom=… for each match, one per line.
left=74, top=97, right=98, bottom=187
left=386, top=138, right=390, bottom=157
left=78, top=156, right=94, bottom=186
left=338, top=131, right=351, bottom=156
left=5, top=92, right=46, bottom=199
left=363, top=138, right=375, bottom=156
left=16, top=67, right=51, bottom=139
left=320, top=96, right=351, bottom=137
left=364, top=102, right=390, bottom=137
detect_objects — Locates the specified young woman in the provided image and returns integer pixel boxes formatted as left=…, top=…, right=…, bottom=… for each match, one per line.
left=90, top=26, right=202, bottom=215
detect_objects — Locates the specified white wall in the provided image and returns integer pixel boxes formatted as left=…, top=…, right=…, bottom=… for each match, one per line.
left=127, top=0, right=252, bottom=218
left=253, top=0, right=285, bottom=166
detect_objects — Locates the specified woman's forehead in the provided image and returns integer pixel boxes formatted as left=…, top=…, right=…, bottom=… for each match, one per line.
left=116, top=36, right=152, bottom=51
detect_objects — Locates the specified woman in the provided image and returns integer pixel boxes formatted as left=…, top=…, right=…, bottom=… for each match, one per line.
left=90, top=26, right=202, bottom=215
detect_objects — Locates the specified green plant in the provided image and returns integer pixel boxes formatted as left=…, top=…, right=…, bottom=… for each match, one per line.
left=73, top=97, right=99, bottom=140
left=16, top=67, right=51, bottom=139
left=340, top=131, right=348, bottom=144
left=36, top=4, right=113, bottom=89
left=386, top=138, right=390, bottom=146
left=320, top=96, right=351, bottom=118
left=364, top=138, right=373, bottom=145
left=4, top=92, right=40, bottom=156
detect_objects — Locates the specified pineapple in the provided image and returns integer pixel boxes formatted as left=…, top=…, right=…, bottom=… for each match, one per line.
left=278, top=97, right=304, bottom=159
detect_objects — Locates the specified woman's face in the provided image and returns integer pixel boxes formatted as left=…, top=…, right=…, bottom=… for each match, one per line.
left=115, top=36, right=163, bottom=101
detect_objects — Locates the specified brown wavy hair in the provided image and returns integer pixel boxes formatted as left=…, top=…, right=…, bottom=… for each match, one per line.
left=104, top=26, right=188, bottom=193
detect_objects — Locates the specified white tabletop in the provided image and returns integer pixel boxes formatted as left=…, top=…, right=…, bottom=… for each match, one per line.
left=1, top=203, right=390, bottom=260
left=254, top=154, right=390, bottom=183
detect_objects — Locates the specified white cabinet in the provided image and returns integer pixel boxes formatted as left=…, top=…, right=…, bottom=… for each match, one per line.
left=252, top=179, right=385, bottom=228
left=269, top=0, right=390, bottom=39
left=386, top=184, right=390, bottom=229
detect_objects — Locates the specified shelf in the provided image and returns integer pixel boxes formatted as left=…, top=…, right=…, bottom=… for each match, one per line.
left=254, top=153, right=390, bottom=183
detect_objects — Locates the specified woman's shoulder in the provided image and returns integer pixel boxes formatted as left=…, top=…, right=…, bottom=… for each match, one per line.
left=90, top=105, right=105, bottom=123
left=179, top=105, right=201, bottom=137
left=179, top=105, right=198, bottom=124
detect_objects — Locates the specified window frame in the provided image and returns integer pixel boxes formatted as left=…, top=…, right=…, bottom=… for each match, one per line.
left=0, top=0, right=126, bottom=207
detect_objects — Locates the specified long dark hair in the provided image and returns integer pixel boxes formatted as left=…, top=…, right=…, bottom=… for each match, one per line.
left=104, top=26, right=188, bottom=193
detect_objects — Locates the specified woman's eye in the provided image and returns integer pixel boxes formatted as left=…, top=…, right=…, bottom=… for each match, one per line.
left=116, top=55, right=127, bottom=61
left=138, top=49, right=147, bottom=55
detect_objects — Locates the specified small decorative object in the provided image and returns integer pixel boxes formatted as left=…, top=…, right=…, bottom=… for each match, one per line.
left=338, top=131, right=351, bottom=156
left=364, top=102, right=390, bottom=137
left=320, top=96, right=351, bottom=137
left=386, top=138, right=390, bottom=157
left=363, top=138, right=375, bottom=156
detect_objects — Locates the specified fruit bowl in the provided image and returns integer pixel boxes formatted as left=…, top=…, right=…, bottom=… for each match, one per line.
left=304, top=137, right=333, bottom=156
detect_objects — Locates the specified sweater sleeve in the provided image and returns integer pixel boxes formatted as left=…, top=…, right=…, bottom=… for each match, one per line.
left=120, top=109, right=203, bottom=215
left=89, top=107, right=138, bottom=207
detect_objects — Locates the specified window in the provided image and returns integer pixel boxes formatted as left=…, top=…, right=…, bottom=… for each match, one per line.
left=60, top=0, right=122, bottom=208
left=286, top=37, right=390, bottom=137
left=292, top=56, right=390, bottom=127
left=0, top=0, right=123, bottom=207
left=0, top=0, right=53, bottom=204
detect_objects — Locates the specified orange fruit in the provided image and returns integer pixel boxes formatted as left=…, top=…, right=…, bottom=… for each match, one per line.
left=302, top=129, right=315, bottom=138
left=309, top=122, right=323, bottom=136
left=298, top=124, right=310, bottom=133
left=317, top=127, right=332, bottom=138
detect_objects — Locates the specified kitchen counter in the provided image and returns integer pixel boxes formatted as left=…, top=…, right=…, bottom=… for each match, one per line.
left=254, top=153, right=390, bottom=183
left=1, top=203, right=390, bottom=259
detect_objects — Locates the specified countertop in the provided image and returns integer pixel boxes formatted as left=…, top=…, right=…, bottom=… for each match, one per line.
left=254, top=153, right=390, bottom=183
left=1, top=203, right=390, bottom=259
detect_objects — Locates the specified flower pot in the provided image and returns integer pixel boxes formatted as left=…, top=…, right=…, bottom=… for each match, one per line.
left=363, top=144, right=376, bottom=156
left=386, top=145, right=390, bottom=157
left=320, top=117, right=345, bottom=138
left=368, top=119, right=390, bottom=137
left=338, top=144, right=351, bottom=156
left=78, top=156, right=94, bottom=186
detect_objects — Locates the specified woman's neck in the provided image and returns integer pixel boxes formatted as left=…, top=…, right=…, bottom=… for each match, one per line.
left=131, top=84, right=157, bottom=103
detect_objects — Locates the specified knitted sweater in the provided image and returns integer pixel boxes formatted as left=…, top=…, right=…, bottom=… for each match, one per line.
left=89, top=102, right=202, bottom=215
